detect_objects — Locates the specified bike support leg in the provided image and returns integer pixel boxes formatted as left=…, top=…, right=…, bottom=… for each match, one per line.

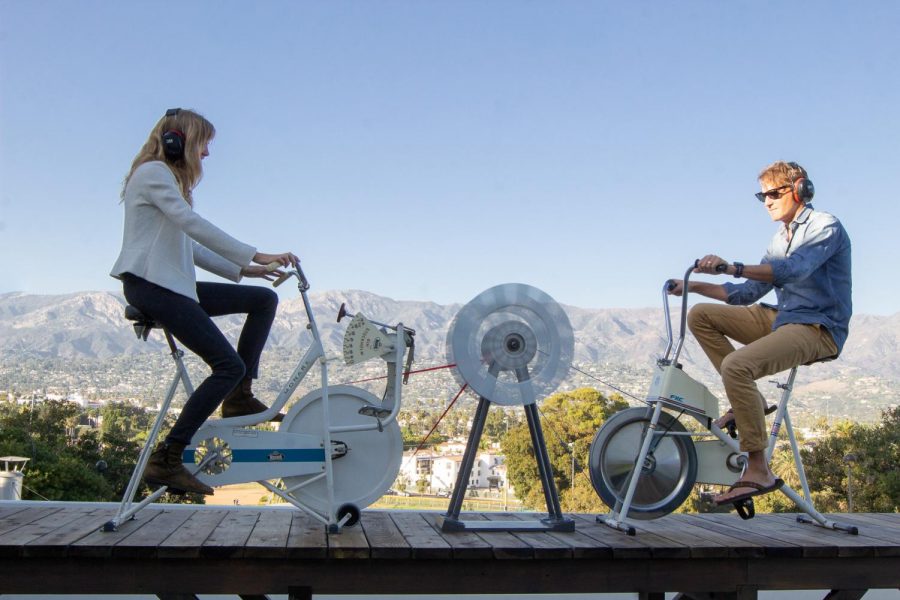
left=600, top=401, right=663, bottom=535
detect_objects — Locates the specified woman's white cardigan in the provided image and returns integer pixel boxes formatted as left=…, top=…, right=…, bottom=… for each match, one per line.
left=110, top=161, right=256, bottom=302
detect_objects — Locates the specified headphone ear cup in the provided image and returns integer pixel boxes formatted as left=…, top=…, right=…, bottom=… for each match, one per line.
left=793, top=178, right=814, bottom=203
left=162, top=130, right=185, bottom=161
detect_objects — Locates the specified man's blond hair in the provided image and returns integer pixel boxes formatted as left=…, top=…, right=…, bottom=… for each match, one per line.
left=758, top=161, right=808, bottom=187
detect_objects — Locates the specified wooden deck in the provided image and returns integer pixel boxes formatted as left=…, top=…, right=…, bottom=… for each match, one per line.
left=0, top=501, right=898, bottom=599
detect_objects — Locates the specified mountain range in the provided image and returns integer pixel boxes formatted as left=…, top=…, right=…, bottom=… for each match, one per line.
left=1, top=289, right=898, bottom=421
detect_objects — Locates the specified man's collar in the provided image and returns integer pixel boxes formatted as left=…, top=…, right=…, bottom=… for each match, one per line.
left=793, top=203, right=814, bottom=225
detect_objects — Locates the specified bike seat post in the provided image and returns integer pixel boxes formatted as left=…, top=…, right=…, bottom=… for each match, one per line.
left=106, top=306, right=195, bottom=532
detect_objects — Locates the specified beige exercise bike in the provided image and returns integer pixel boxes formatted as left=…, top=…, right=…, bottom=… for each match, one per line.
left=588, top=261, right=859, bottom=536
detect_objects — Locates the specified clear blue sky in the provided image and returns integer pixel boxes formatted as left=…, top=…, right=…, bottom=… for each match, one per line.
left=1, top=1, right=897, bottom=315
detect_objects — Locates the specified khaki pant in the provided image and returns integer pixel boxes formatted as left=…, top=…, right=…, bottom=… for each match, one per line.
left=687, top=303, right=837, bottom=452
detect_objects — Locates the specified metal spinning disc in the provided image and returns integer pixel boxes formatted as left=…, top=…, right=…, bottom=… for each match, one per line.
left=447, top=283, right=573, bottom=406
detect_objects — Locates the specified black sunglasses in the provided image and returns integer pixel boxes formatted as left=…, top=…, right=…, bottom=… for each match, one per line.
left=755, top=184, right=792, bottom=202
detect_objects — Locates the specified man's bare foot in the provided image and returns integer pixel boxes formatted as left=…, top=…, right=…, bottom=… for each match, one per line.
left=713, top=468, right=783, bottom=505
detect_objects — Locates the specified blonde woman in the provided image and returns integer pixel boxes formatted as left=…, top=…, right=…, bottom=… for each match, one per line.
left=111, top=108, right=298, bottom=495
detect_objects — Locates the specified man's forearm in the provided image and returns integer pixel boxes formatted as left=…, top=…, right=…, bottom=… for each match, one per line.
left=725, top=263, right=774, bottom=283
left=688, top=281, right=728, bottom=302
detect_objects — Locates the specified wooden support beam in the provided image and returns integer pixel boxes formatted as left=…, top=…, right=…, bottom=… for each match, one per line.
left=288, top=586, right=313, bottom=600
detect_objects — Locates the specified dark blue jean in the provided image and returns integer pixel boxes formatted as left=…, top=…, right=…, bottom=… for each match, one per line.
left=121, top=273, right=278, bottom=445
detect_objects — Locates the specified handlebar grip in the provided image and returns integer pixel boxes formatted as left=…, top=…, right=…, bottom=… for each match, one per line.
left=273, top=272, right=292, bottom=287
left=266, top=261, right=282, bottom=272
left=666, top=279, right=677, bottom=292
left=693, top=259, right=729, bottom=273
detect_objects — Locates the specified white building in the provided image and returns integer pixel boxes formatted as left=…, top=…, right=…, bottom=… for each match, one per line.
left=397, top=450, right=505, bottom=495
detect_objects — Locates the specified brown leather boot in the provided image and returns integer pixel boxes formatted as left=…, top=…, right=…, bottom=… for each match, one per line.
left=143, top=441, right=214, bottom=495
left=221, top=378, right=284, bottom=421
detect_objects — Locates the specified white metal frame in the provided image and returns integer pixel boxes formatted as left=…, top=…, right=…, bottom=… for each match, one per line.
left=105, top=266, right=410, bottom=533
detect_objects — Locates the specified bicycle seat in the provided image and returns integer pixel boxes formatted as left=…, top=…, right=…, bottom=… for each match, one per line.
left=124, top=305, right=158, bottom=341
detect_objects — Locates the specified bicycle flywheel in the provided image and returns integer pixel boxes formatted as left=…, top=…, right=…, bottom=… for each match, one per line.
left=589, top=407, right=697, bottom=520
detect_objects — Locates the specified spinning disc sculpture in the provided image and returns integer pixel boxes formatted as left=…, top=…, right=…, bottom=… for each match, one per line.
left=436, top=283, right=575, bottom=532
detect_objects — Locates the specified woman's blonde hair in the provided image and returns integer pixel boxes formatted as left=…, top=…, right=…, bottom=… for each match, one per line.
left=122, top=109, right=215, bottom=205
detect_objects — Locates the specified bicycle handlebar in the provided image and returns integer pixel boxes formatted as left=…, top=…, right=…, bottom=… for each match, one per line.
left=663, top=259, right=724, bottom=365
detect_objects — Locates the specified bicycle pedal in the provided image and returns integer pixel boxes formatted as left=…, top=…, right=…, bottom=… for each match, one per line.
left=734, top=498, right=755, bottom=520
left=726, top=422, right=738, bottom=439
left=331, top=440, right=348, bottom=459
left=358, top=405, right=391, bottom=419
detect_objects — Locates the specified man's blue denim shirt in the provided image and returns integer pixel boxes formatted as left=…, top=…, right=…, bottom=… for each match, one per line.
left=722, top=204, right=852, bottom=355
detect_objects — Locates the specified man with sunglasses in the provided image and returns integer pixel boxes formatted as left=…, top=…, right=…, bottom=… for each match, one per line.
left=668, top=161, right=852, bottom=507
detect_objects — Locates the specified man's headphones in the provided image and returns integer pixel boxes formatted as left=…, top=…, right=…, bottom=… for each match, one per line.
left=161, top=108, right=186, bottom=161
left=788, top=162, right=815, bottom=203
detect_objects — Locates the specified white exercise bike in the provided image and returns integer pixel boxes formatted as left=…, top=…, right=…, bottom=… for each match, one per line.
left=588, top=261, right=859, bottom=536
left=105, top=264, right=414, bottom=533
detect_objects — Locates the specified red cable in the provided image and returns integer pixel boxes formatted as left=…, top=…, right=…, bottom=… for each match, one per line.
left=412, top=383, right=468, bottom=457
left=344, top=363, right=457, bottom=385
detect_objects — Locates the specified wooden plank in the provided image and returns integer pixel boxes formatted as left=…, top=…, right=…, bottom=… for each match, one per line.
left=111, top=508, right=194, bottom=558
left=422, top=512, right=494, bottom=559
left=636, top=514, right=756, bottom=559
left=200, top=509, right=260, bottom=558
left=360, top=510, right=410, bottom=559
left=69, top=508, right=173, bottom=558
left=570, top=513, right=690, bottom=559
left=326, top=515, right=370, bottom=559
left=705, top=513, right=841, bottom=558
left=285, top=511, right=327, bottom=559
left=243, top=509, right=293, bottom=559
left=0, top=506, right=60, bottom=536
left=859, top=513, right=900, bottom=528
left=0, top=506, right=94, bottom=556
left=157, top=508, right=229, bottom=559
left=767, top=513, right=895, bottom=557
left=0, top=504, right=31, bottom=520
left=483, top=512, right=573, bottom=559
left=388, top=511, right=451, bottom=559
left=678, top=512, right=802, bottom=558
left=22, top=507, right=118, bottom=557
left=468, top=512, right=535, bottom=560
left=835, top=513, right=900, bottom=534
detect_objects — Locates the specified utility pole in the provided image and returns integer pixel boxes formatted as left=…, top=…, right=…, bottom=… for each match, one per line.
left=843, top=453, right=857, bottom=512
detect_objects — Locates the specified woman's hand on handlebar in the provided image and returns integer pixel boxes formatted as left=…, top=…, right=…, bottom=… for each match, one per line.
left=694, top=254, right=728, bottom=275
left=242, top=264, right=284, bottom=281
left=253, top=251, right=300, bottom=269
left=667, top=279, right=686, bottom=296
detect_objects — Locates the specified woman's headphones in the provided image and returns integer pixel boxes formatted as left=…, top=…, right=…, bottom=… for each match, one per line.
left=161, top=108, right=186, bottom=161
left=788, top=162, right=815, bottom=203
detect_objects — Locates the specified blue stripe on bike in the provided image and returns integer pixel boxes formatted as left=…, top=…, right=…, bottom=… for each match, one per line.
left=182, top=448, right=326, bottom=464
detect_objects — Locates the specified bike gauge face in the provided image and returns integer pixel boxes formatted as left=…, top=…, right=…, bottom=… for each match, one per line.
left=446, top=283, right=573, bottom=406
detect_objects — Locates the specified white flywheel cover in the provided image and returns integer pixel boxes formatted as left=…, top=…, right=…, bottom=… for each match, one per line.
left=447, top=283, right=573, bottom=406
left=279, top=385, right=403, bottom=512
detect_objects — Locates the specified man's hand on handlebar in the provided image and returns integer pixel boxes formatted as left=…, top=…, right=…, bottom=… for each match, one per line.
left=694, top=254, right=729, bottom=275
left=667, top=279, right=685, bottom=297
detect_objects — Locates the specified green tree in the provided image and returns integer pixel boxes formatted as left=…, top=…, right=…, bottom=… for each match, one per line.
left=500, top=388, right=628, bottom=511
left=0, top=400, right=204, bottom=504
left=798, top=407, right=900, bottom=513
